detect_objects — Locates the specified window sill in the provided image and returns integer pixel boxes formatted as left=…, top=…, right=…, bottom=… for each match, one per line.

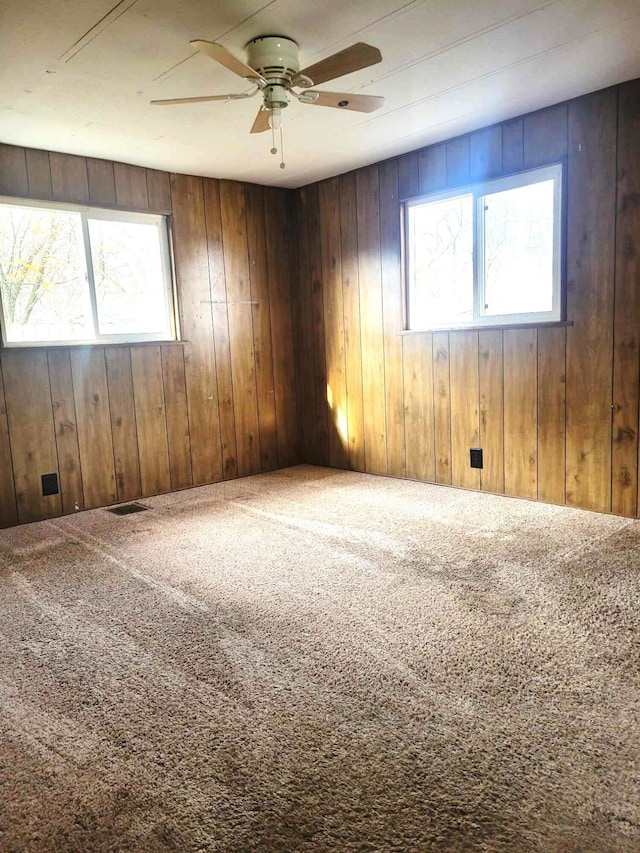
left=0, top=340, right=187, bottom=352
left=398, top=320, right=573, bottom=335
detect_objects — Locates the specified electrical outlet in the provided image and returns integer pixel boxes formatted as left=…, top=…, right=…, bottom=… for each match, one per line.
left=41, top=473, right=59, bottom=496
left=470, top=448, right=483, bottom=469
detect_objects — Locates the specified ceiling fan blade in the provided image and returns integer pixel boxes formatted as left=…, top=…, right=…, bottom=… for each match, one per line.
left=301, top=91, right=385, bottom=113
left=191, top=40, right=264, bottom=82
left=250, top=108, right=271, bottom=134
left=294, top=43, right=382, bottom=87
left=151, top=94, right=244, bottom=105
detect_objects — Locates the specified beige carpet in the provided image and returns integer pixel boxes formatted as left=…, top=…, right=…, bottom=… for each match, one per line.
left=0, top=465, right=638, bottom=852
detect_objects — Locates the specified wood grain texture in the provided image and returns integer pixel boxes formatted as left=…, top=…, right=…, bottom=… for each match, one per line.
left=379, top=160, right=406, bottom=478
left=104, top=347, right=142, bottom=502
left=161, top=345, right=193, bottom=490
left=469, top=126, right=502, bottom=181
left=398, top=151, right=419, bottom=199
left=449, top=331, right=480, bottom=490
left=0, top=360, right=18, bottom=528
left=537, top=327, right=566, bottom=506
left=1, top=351, right=61, bottom=523
left=49, top=153, right=89, bottom=202
left=146, top=169, right=172, bottom=212
left=432, top=332, right=451, bottom=484
left=503, top=330, right=537, bottom=499
left=294, top=188, right=319, bottom=464
left=319, top=178, right=349, bottom=469
left=478, top=330, right=504, bottom=494
left=70, top=349, right=117, bottom=508
left=0, top=144, right=28, bottom=196
left=130, top=347, right=171, bottom=496
left=523, top=103, right=568, bottom=168
left=114, top=163, right=149, bottom=209
left=203, top=178, right=238, bottom=479
left=403, top=334, right=434, bottom=481
left=356, top=165, right=387, bottom=475
left=47, top=349, right=84, bottom=514
left=25, top=149, right=53, bottom=199
left=307, top=184, right=330, bottom=466
left=264, top=188, right=298, bottom=469
left=339, top=174, right=365, bottom=472
left=418, top=145, right=446, bottom=195
left=219, top=181, right=261, bottom=477
left=612, top=80, right=640, bottom=517
left=245, top=183, right=277, bottom=471
left=566, top=89, right=617, bottom=512
left=171, top=172, right=222, bottom=485
left=87, top=158, right=116, bottom=206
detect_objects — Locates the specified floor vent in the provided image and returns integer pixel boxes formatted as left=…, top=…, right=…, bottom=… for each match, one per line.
left=106, top=503, right=150, bottom=516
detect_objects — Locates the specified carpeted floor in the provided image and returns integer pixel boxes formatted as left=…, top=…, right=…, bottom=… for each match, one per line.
left=0, top=465, right=639, bottom=852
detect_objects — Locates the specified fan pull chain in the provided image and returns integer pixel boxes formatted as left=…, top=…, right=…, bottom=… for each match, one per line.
left=270, top=123, right=277, bottom=156
left=279, top=126, right=285, bottom=169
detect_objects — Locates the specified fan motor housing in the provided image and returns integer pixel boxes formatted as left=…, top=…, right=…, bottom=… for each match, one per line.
left=246, top=36, right=299, bottom=84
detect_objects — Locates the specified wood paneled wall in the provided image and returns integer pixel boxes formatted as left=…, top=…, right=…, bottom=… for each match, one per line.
left=0, top=147, right=298, bottom=527
left=293, top=78, right=640, bottom=519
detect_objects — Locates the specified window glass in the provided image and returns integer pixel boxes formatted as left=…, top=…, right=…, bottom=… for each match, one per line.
left=482, top=179, right=555, bottom=317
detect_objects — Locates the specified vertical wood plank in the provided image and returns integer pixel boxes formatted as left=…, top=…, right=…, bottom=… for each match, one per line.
left=307, top=183, right=330, bottom=466
left=398, top=151, right=419, bottom=199
left=446, top=137, right=470, bottom=187
left=70, top=348, right=117, bottom=508
left=469, top=127, right=502, bottom=181
left=130, top=347, right=171, bottom=496
left=245, top=183, right=277, bottom=471
left=403, top=334, right=435, bottom=481
left=1, top=351, right=61, bottom=523
left=319, top=178, right=349, bottom=469
left=87, top=158, right=116, bottom=206
left=170, top=173, right=222, bottom=485
left=0, top=360, right=18, bottom=528
left=161, top=345, right=193, bottom=490
left=356, top=165, right=387, bottom=475
left=502, top=118, right=524, bottom=173
left=449, top=331, right=480, bottom=490
left=49, top=153, right=89, bottom=202
left=379, top=160, right=406, bottom=477
left=339, top=174, right=365, bottom=472
left=25, top=149, right=53, bottom=199
left=432, top=332, right=452, bottom=484
left=612, top=80, right=640, bottom=517
left=264, top=188, right=299, bottom=468
left=418, top=145, right=447, bottom=194
left=295, top=188, right=319, bottom=464
left=203, top=178, right=238, bottom=479
left=478, top=330, right=504, bottom=494
left=566, top=89, right=617, bottom=512
left=538, top=327, right=566, bottom=506
left=523, top=103, right=568, bottom=168
left=114, top=163, right=149, bottom=209
left=104, top=347, right=142, bottom=502
left=503, top=329, right=537, bottom=499
left=0, top=145, right=28, bottom=196
left=146, top=169, right=172, bottom=211
left=219, top=181, right=261, bottom=477
left=47, top=349, right=84, bottom=514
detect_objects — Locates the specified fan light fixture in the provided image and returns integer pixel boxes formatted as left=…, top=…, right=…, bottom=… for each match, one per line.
left=150, top=36, right=385, bottom=170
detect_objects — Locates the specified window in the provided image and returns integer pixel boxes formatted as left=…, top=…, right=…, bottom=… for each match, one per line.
left=0, top=197, right=176, bottom=346
left=404, top=164, right=563, bottom=330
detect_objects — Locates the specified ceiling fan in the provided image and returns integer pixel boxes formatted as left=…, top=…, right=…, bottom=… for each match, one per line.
left=151, top=36, right=385, bottom=141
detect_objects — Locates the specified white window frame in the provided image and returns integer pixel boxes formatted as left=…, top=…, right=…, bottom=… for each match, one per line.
left=404, top=163, right=564, bottom=331
left=0, top=195, right=177, bottom=347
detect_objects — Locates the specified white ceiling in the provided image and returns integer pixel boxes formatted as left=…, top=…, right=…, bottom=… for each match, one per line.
left=2, top=0, right=640, bottom=188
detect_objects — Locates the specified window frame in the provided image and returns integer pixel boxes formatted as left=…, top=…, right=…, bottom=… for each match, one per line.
left=403, top=163, right=565, bottom=332
left=0, top=195, right=177, bottom=348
